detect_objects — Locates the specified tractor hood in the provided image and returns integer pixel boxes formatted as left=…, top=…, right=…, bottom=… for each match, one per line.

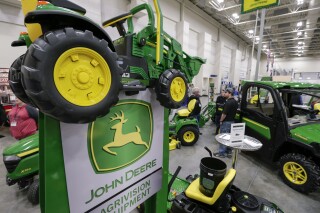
left=290, top=123, right=320, bottom=145
left=3, top=133, right=39, bottom=156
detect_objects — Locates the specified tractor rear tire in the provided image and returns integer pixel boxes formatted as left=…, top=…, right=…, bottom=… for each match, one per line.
left=155, top=69, right=188, bottom=109
left=21, top=28, right=122, bottom=123
left=27, top=179, right=39, bottom=205
left=177, top=125, right=199, bottom=146
left=9, top=54, right=34, bottom=106
left=279, top=153, right=320, bottom=194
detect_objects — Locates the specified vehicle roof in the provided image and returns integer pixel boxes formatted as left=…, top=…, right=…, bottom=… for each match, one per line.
left=243, top=81, right=320, bottom=89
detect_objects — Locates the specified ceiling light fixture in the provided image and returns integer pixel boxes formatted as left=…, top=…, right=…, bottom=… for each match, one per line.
left=232, top=13, right=239, bottom=19
left=263, top=44, right=267, bottom=48
left=248, top=30, right=254, bottom=34
left=217, top=0, right=224, bottom=3
left=298, top=41, right=303, bottom=45
left=255, top=37, right=260, bottom=41
left=297, top=32, right=302, bottom=36
left=297, top=0, right=304, bottom=5
left=298, top=54, right=301, bottom=56
left=297, top=22, right=303, bottom=27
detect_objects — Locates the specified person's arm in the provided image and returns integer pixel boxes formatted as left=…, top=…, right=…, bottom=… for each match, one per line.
left=26, top=105, right=39, bottom=123
left=220, top=113, right=226, bottom=123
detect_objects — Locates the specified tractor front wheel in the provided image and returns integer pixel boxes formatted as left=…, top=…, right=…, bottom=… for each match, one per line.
left=177, top=125, right=199, bottom=146
left=155, top=69, right=188, bottom=109
left=21, top=28, right=122, bottom=123
left=279, top=153, right=320, bottom=194
left=9, top=54, right=34, bottom=106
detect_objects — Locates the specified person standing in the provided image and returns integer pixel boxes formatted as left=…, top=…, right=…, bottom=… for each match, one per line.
left=8, top=98, right=38, bottom=140
left=214, top=90, right=226, bottom=135
left=214, top=88, right=238, bottom=158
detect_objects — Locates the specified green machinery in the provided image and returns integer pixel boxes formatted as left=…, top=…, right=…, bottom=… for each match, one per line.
left=11, top=0, right=205, bottom=124
left=2, top=134, right=40, bottom=204
left=169, top=83, right=216, bottom=148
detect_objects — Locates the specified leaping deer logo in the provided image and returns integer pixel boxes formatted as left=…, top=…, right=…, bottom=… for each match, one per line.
left=103, top=111, right=149, bottom=155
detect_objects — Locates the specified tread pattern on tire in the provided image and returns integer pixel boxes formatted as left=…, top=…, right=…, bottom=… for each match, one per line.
left=155, top=69, right=188, bottom=109
left=9, top=54, right=34, bottom=106
left=279, top=153, right=320, bottom=194
left=27, top=179, right=39, bottom=205
left=177, top=125, right=199, bottom=146
left=21, top=28, right=123, bottom=123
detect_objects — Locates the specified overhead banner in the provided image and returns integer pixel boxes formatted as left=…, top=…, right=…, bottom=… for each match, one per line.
left=241, top=0, right=280, bottom=14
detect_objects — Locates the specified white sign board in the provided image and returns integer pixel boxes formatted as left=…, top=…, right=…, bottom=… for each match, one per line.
left=230, top=123, right=245, bottom=144
left=60, top=89, right=164, bottom=213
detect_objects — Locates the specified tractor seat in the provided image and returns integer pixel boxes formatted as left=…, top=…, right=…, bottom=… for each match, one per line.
left=314, top=103, right=320, bottom=115
left=185, top=169, right=236, bottom=205
left=49, top=0, right=86, bottom=14
left=177, top=99, right=197, bottom=117
left=103, top=12, right=133, bottom=28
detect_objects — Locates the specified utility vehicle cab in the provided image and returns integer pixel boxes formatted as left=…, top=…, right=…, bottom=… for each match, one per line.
left=240, top=81, right=320, bottom=194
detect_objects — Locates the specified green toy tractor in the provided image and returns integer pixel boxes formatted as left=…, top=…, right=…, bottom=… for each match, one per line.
left=2, top=133, right=40, bottom=205
left=12, top=0, right=205, bottom=124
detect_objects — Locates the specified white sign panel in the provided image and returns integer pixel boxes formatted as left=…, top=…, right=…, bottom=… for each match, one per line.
left=60, top=89, right=164, bottom=212
left=230, top=123, right=245, bottom=144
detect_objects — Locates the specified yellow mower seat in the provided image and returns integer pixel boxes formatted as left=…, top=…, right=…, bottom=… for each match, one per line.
left=314, top=103, right=320, bottom=114
left=185, top=169, right=236, bottom=205
left=177, top=99, right=197, bottom=117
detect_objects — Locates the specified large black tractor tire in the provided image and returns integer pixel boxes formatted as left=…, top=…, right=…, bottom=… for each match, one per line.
left=177, top=125, right=199, bottom=146
left=9, top=54, right=34, bottom=106
left=21, top=28, right=122, bottom=123
left=279, top=153, right=320, bottom=194
left=27, top=179, right=39, bottom=205
left=155, top=69, right=188, bottom=109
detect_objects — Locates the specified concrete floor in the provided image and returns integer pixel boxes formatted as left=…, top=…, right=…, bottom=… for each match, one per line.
left=1, top=118, right=320, bottom=212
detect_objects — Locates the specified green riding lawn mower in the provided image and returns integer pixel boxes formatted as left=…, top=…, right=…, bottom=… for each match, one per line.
left=2, top=133, right=39, bottom=205
left=169, top=101, right=216, bottom=149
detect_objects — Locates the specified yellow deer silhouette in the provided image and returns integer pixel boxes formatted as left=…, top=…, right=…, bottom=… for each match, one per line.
left=103, top=111, right=149, bottom=155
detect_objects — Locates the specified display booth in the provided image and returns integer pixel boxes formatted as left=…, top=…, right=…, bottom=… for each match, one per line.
left=39, top=90, right=169, bottom=212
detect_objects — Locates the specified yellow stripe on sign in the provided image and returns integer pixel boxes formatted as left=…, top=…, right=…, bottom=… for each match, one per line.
left=243, top=117, right=269, bottom=130
left=103, top=14, right=133, bottom=28
left=17, top=148, right=39, bottom=157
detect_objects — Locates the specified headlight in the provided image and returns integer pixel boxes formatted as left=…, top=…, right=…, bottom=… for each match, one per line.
left=3, top=155, right=21, bottom=162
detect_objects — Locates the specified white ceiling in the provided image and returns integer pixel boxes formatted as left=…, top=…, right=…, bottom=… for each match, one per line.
left=190, top=0, right=320, bottom=58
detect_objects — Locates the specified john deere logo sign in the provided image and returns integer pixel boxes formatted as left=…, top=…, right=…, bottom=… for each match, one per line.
left=88, top=100, right=153, bottom=173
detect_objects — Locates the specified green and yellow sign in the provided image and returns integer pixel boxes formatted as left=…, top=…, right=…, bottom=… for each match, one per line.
left=88, top=100, right=153, bottom=173
left=241, top=0, right=279, bottom=14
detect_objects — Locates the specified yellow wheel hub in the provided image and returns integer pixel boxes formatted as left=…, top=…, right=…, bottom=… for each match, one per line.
left=170, top=76, right=186, bottom=102
left=54, top=47, right=111, bottom=106
left=183, top=131, right=195, bottom=143
left=283, top=161, right=307, bottom=185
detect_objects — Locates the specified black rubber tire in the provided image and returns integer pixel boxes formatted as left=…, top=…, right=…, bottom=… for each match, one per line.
left=27, top=179, right=39, bottom=205
left=279, top=153, right=320, bottom=194
left=177, top=125, right=199, bottom=146
left=155, top=69, right=188, bottom=109
left=9, top=54, right=34, bottom=106
left=21, top=28, right=122, bottom=123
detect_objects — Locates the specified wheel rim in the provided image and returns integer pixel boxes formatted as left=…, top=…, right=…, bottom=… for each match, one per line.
left=183, top=131, right=195, bottom=143
left=54, top=47, right=111, bottom=106
left=283, top=161, right=307, bottom=185
left=170, top=76, right=186, bottom=102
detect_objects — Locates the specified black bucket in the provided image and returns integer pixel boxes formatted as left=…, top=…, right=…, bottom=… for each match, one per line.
left=199, top=157, right=227, bottom=197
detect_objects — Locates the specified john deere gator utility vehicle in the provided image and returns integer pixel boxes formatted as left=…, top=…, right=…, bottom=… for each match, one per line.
left=12, top=0, right=205, bottom=123
left=239, top=81, right=320, bottom=194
